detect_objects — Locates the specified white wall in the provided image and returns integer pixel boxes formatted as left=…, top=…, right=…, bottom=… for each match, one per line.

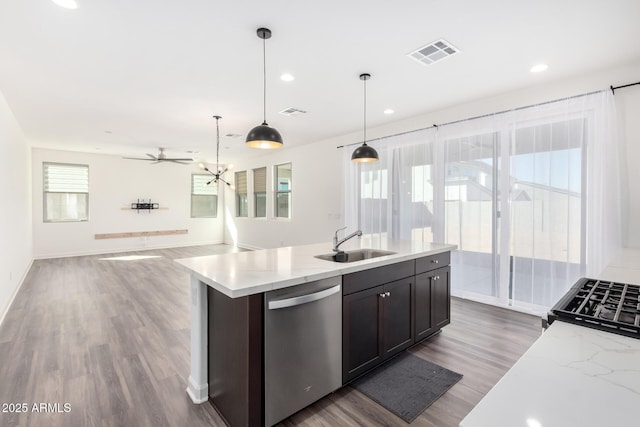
left=227, top=61, right=640, bottom=250
left=222, top=142, right=344, bottom=249
left=32, top=148, right=224, bottom=258
left=0, top=90, right=32, bottom=321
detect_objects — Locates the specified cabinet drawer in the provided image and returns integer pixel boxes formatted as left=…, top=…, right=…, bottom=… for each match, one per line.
left=415, top=251, right=450, bottom=274
left=343, top=260, right=414, bottom=295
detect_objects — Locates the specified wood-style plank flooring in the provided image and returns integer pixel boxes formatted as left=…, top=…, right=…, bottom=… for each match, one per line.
left=0, top=244, right=542, bottom=427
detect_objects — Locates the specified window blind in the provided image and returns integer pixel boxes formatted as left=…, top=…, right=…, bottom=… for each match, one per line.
left=192, top=174, right=218, bottom=195
left=235, top=171, right=247, bottom=194
left=44, top=163, right=88, bottom=193
left=253, top=167, right=267, bottom=193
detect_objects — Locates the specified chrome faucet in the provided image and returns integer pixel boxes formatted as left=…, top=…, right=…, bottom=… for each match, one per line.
left=333, top=227, right=362, bottom=252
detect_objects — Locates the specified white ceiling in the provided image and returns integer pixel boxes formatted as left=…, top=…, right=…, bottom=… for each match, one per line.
left=1, top=0, right=639, bottom=165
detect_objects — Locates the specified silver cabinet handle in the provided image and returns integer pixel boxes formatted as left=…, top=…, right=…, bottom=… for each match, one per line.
left=432, top=259, right=439, bottom=264
left=433, top=275, right=440, bottom=280
left=379, top=293, right=386, bottom=298
left=268, top=284, right=341, bottom=310
left=385, top=291, right=390, bottom=297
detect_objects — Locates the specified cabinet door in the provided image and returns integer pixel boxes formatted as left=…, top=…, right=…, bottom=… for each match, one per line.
left=432, top=266, right=451, bottom=330
left=343, top=285, right=384, bottom=383
left=382, top=277, right=414, bottom=359
left=414, top=272, right=434, bottom=341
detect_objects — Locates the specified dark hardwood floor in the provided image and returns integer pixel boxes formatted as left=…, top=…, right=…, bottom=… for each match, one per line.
left=0, top=245, right=542, bottom=427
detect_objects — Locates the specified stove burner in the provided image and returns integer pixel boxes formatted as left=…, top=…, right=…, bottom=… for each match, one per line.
left=548, top=278, right=640, bottom=339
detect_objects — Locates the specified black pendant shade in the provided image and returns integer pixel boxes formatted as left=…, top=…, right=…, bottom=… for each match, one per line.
left=351, top=143, right=379, bottom=162
left=246, top=27, right=283, bottom=149
left=352, top=73, right=379, bottom=162
left=246, top=122, right=283, bottom=149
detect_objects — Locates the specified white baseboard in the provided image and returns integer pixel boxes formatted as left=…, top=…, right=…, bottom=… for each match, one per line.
left=0, top=258, right=34, bottom=328
left=33, top=240, right=227, bottom=260
left=234, top=242, right=263, bottom=251
left=186, top=376, right=209, bottom=404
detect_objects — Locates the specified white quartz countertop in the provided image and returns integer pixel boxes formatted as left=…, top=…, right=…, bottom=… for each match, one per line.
left=460, top=248, right=640, bottom=427
left=459, top=321, right=640, bottom=427
left=175, top=237, right=456, bottom=298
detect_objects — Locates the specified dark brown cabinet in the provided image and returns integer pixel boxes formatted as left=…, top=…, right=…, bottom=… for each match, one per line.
left=342, top=252, right=451, bottom=384
left=431, top=266, right=451, bottom=330
left=414, top=252, right=451, bottom=343
left=342, top=285, right=384, bottom=382
left=414, top=272, right=434, bottom=340
left=343, top=278, right=413, bottom=383
left=414, top=266, right=451, bottom=342
left=382, top=278, right=414, bottom=357
left=342, top=260, right=415, bottom=384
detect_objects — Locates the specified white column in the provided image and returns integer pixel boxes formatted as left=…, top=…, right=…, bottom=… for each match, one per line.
left=186, top=276, right=209, bottom=403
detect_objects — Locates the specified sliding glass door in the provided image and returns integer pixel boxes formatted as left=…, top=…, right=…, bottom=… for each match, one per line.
left=508, top=119, right=585, bottom=308
left=442, top=132, right=499, bottom=300
left=344, top=91, right=618, bottom=312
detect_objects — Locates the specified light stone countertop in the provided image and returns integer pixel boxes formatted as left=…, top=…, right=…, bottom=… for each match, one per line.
left=175, top=236, right=456, bottom=298
left=460, top=248, right=640, bottom=427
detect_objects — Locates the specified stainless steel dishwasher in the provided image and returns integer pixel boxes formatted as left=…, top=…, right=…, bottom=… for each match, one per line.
left=264, top=276, right=342, bottom=426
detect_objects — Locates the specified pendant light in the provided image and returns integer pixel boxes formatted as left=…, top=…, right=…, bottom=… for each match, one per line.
left=351, top=73, right=379, bottom=162
left=199, top=115, right=232, bottom=186
left=246, top=28, right=283, bottom=149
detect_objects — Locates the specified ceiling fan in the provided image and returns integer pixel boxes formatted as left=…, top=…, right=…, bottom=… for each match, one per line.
left=123, top=148, right=193, bottom=164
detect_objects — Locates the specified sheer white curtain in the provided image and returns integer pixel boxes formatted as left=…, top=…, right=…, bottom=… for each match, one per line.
left=343, top=90, right=621, bottom=312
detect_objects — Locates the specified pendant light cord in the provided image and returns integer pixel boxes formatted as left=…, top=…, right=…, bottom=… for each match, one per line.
left=215, top=117, right=220, bottom=174
left=363, top=76, right=367, bottom=145
left=263, top=35, right=267, bottom=125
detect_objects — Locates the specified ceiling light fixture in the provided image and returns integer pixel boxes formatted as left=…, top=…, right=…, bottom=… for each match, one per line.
left=383, top=109, right=395, bottom=115
left=351, top=73, right=379, bottom=163
left=530, top=64, right=548, bottom=73
left=199, top=115, right=232, bottom=186
left=246, top=28, right=283, bottom=149
left=51, top=0, right=78, bottom=9
left=280, top=73, right=295, bottom=82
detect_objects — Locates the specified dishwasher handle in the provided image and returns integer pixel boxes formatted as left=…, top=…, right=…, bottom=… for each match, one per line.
left=268, top=284, right=341, bottom=310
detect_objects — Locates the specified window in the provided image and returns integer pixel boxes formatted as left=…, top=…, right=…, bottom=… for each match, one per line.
left=275, top=163, right=291, bottom=218
left=253, top=167, right=267, bottom=218
left=361, top=169, right=388, bottom=199
left=235, top=171, right=248, bottom=217
left=191, top=174, right=218, bottom=218
left=43, top=162, right=89, bottom=222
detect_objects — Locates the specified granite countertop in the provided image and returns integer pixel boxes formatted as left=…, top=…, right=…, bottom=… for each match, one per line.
left=175, top=236, right=455, bottom=298
left=460, top=248, right=640, bottom=427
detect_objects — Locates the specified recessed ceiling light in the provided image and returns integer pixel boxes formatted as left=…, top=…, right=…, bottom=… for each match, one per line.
left=51, top=0, right=78, bottom=9
left=384, top=109, right=395, bottom=115
left=530, top=64, right=548, bottom=73
left=280, top=73, right=295, bottom=82
left=526, top=418, right=542, bottom=427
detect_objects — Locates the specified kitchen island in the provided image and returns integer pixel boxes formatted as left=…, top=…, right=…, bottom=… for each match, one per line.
left=175, top=236, right=455, bottom=426
left=459, top=249, right=640, bottom=427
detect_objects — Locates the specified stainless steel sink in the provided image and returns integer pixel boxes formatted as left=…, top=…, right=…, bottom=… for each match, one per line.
left=314, top=249, right=397, bottom=263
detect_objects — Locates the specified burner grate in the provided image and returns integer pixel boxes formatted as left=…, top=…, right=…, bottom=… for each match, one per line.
left=549, top=278, right=640, bottom=339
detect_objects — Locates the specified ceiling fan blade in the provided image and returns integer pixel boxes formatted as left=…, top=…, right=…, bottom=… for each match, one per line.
left=168, top=160, right=191, bottom=165
left=146, top=153, right=157, bottom=160
left=123, top=157, right=154, bottom=161
left=166, top=158, right=193, bottom=162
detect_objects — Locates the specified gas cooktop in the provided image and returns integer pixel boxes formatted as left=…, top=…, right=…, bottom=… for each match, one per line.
left=548, top=277, right=640, bottom=339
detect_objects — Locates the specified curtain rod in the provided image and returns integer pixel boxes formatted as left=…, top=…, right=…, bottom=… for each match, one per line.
left=610, top=81, right=640, bottom=94
left=337, top=80, right=638, bottom=149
